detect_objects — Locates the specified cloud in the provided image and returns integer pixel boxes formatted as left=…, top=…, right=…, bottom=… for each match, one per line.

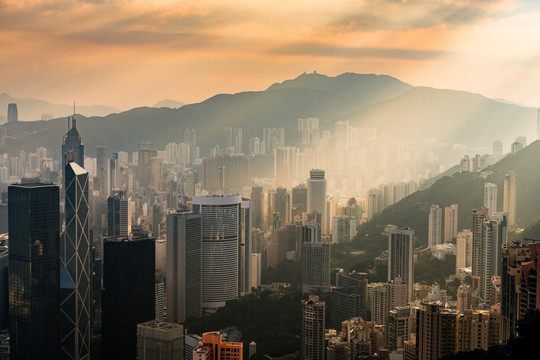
left=323, top=0, right=511, bottom=33
left=271, top=42, right=450, bottom=60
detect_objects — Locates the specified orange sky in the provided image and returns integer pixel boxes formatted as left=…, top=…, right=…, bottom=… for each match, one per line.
left=1, top=0, right=540, bottom=109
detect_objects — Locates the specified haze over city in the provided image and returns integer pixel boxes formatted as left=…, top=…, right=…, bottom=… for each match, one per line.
left=2, top=0, right=540, bottom=108
left=1, top=1, right=540, bottom=360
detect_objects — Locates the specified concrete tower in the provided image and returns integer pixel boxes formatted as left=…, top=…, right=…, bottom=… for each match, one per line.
left=388, top=227, right=414, bottom=302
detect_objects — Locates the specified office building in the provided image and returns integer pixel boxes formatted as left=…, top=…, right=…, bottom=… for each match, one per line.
left=193, top=195, right=250, bottom=314
left=428, top=204, right=442, bottom=247
left=107, top=189, right=131, bottom=237
left=136, top=320, right=184, bottom=360
left=193, top=331, right=243, bottom=360
left=185, top=334, right=202, bottom=360
left=444, top=204, right=458, bottom=243
left=455, top=229, right=473, bottom=275
left=138, top=142, right=158, bottom=189
left=7, top=103, right=18, bottom=123
left=301, top=295, right=325, bottom=360
left=62, top=116, right=84, bottom=191
left=388, top=227, right=414, bottom=301
left=155, top=281, right=165, bottom=321
left=273, top=187, right=290, bottom=225
left=503, top=170, right=517, bottom=226
left=102, top=234, right=155, bottom=360
left=60, top=162, right=91, bottom=360
left=301, top=226, right=330, bottom=294
left=166, top=209, right=202, bottom=323
left=483, top=183, right=497, bottom=215
left=307, top=169, right=327, bottom=234
left=8, top=182, right=60, bottom=359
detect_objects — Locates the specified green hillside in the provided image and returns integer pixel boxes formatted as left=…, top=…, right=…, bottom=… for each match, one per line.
left=353, top=140, right=540, bottom=258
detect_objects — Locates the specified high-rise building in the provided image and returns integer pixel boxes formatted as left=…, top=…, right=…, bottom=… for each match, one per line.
left=503, top=170, right=517, bottom=226
left=483, top=183, right=497, bottom=215
left=457, top=309, right=501, bottom=352
left=60, top=162, right=91, bottom=360
left=428, top=204, right=442, bottom=247
left=7, top=103, right=18, bottom=123
left=107, top=189, right=131, bottom=237
left=193, top=195, right=250, bottom=314
left=388, top=306, right=411, bottom=351
left=62, top=116, right=84, bottom=191
left=136, top=320, right=184, bottom=360
left=9, top=182, right=60, bottom=359
left=201, top=154, right=251, bottom=194
left=388, top=227, right=415, bottom=301
left=457, top=284, right=472, bottom=313
left=166, top=209, right=202, bottom=323
left=292, top=183, right=307, bottom=220
left=138, top=142, right=158, bottom=189
left=416, top=302, right=459, bottom=360
left=472, top=207, right=489, bottom=295
left=455, top=229, right=473, bottom=275
left=332, top=216, right=356, bottom=244
left=251, top=186, right=264, bottom=230
left=518, top=242, right=540, bottom=325
left=273, top=187, right=290, bottom=225
left=307, top=169, right=327, bottom=233
left=331, top=271, right=368, bottom=330
left=301, top=224, right=330, bottom=294
left=193, top=331, right=243, bottom=360
left=96, top=146, right=107, bottom=196
left=185, top=334, right=202, bottom=360
left=102, top=234, right=155, bottom=360
left=444, top=204, right=458, bottom=243
left=492, top=140, right=503, bottom=159
left=480, top=213, right=507, bottom=304
left=155, top=281, right=165, bottom=321
left=301, top=295, right=325, bottom=360
left=370, top=277, right=408, bottom=326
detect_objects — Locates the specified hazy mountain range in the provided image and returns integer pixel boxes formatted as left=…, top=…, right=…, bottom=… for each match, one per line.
left=0, top=72, right=536, bottom=157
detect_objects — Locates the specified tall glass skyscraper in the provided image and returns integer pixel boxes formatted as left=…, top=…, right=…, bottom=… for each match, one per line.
left=62, top=116, right=84, bottom=191
left=8, top=182, right=60, bottom=359
left=60, top=162, right=91, bottom=359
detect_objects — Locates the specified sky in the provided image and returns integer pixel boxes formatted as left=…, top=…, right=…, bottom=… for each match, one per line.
left=2, top=0, right=540, bottom=110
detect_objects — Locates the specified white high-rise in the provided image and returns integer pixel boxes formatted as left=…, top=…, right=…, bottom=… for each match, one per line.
left=307, top=169, right=327, bottom=234
left=455, top=229, right=473, bottom=275
left=484, top=183, right=497, bottom=215
left=444, top=204, right=458, bottom=243
left=428, top=204, right=442, bottom=247
left=192, top=195, right=251, bottom=314
left=503, top=171, right=517, bottom=226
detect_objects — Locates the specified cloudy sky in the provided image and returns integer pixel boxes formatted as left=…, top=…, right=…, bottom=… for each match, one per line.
left=2, top=0, right=540, bottom=109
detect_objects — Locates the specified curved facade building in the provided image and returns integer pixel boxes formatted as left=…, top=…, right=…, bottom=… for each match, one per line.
left=193, top=195, right=251, bottom=314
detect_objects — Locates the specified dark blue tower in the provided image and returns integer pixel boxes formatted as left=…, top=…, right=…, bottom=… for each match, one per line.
left=62, top=115, right=84, bottom=191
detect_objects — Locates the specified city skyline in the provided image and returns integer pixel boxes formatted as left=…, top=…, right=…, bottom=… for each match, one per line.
left=2, top=1, right=540, bottom=109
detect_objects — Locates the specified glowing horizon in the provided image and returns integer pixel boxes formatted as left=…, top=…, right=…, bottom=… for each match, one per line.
left=1, top=0, right=540, bottom=110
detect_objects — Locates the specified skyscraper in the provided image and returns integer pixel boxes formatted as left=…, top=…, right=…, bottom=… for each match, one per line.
left=166, top=209, right=202, bottom=324
left=301, top=225, right=330, bottom=294
left=292, top=183, right=307, bottom=220
left=107, top=189, right=131, bottom=237
left=480, top=213, right=508, bottom=304
left=192, top=195, right=249, bottom=314
left=273, top=187, right=290, bottom=225
left=95, top=146, right=107, bottom=196
left=102, top=234, right=155, bottom=360
left=483, top=183, right=497, bottom=215
left=472, top=208, right=489, bottom=295
left=455, top=229, right=473, bottom=275
left=503, top=170, right=517, bottom=226
left=62, top=116, right=84, bottom=190
left=250, top=186, right=264, bottom=230
left=428, top=204, right=442, bottom=247
left=301, top=295, right=325, bottom=360
left=444, top=204, right=458, bottom=243
left=7, top=103, right=18, bottom=123
left=493, top=140, right=503, bottom=159
left=9, top=182, right=60, bottom=359
left=60, top=162, right=91, bottom=360
left=388, top=227, right=414, bottom=301
left=307, top=169, right=327, bottom=234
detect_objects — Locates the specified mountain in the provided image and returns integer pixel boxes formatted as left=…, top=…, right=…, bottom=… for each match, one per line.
left=340, top=86, right=536, bottom=149
left=0, top=73, right=535, bottom=158
left=353, top=140, right=540, bottom=258
left=0, top=93, right=120, bottom=122
left=153, top=99, right=185, bottom=108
